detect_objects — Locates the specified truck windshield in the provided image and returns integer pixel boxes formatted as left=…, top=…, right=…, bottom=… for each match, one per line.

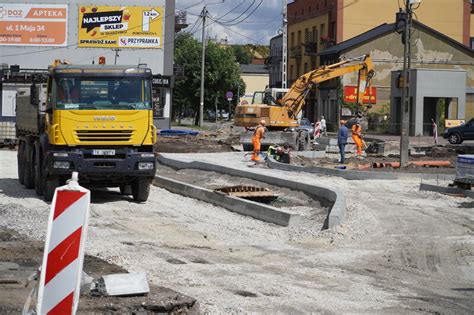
left=55, top=77, right=151, bottom=110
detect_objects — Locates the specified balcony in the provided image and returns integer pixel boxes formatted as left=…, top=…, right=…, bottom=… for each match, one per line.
left=289, top=46, right=302, bottom=59
left=304, top=42, right=317, bottom=55
left=320, top=36, right=336, bottom=48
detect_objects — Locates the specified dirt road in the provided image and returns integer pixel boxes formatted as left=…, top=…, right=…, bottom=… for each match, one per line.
left=0, top=150, right=473, bottom=313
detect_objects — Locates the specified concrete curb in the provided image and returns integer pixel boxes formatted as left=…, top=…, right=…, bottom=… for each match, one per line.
left=268, top=156, right=456, bottom=181
left=419, top=183, right=474, bottom=199
left=157, top=154, right=346, bottom=229
left=154, top=175, right=299, bottom=227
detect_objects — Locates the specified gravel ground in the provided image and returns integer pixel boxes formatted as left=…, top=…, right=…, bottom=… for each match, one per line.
left=1, top=150, right=473, bottom=313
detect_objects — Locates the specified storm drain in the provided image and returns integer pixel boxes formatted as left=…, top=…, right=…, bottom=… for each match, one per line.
left=214, top=185, right=278, bottom=203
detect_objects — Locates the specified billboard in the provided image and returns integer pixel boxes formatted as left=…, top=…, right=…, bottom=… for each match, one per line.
left=0, top=3, right=67, bottom=46
left=78, top=5, right=163, bottom=49
left=343, top=86, right=376, bottom=104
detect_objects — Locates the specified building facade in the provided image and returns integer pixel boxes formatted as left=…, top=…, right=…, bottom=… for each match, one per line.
left=268, top=34, right=283, bottom=88
left=318, top=19, right=474, bottom=134
left=0, top=0, right=175, bottom=129
left=287, top=0, right=472, bottom=84
left=239, top=64, right=269, bottom=105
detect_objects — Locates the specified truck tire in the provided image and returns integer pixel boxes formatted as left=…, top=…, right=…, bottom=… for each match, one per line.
left=44, top=176, right=59, bottom=202
left=17, top=141, right=26, bottom=185
left=131, top=177, right=151, bottom=203
left=297, top=131, right=310, bottom=151
left=24, top=142, right=35, bottom=189
left=120, top=185, right=132, bottom=195
left=34, top=142, right=44, bottom=196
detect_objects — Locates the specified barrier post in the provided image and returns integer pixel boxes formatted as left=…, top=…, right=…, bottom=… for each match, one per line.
left=36, top=172, right=91, bottom=315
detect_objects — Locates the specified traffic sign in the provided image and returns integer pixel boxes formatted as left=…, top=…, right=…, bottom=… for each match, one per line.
left=225, top=91, right=233, bottom=101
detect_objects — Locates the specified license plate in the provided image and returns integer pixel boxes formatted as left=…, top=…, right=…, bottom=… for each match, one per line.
left=92, top=149, right=115, bottom=156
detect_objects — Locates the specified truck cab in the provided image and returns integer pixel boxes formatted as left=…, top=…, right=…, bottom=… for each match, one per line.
left=16, top=62, right=157, bottom=202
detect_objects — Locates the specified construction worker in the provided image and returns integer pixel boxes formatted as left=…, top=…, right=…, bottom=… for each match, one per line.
left=251, top=120, right=266, bottom=162
left=352, top=120, right=363, bottom=158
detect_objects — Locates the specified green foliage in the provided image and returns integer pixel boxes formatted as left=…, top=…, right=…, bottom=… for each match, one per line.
left=173, top=33, right=246, bottom=124
left=230, top=45, right=252, bottom=64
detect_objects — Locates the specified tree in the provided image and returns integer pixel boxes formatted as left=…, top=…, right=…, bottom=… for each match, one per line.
left=173, top=33, right=245, bottom=125
left=230, top=45, right=252, bottom=64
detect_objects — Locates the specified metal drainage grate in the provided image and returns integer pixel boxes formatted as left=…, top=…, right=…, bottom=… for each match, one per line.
left=214, top=185, right=278, bottom=203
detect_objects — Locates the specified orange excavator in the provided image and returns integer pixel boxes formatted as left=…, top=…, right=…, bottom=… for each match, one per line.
left=234, top=54, right=375, bottom=150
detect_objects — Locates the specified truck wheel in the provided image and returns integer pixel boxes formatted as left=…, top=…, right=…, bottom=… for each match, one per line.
left=17, top=141, right=26, bottom=185
left=131, top=177, right=151, bottom=203
left=34, top=142, right=44, bottom=196
left=119, top=185, right=132, bottom=195
left=24, top=142, right=35, bottom=189
left=44, top=176, right=59, bottom=202
left=297, top=131, right=310, bottom=151
left=448, top=133, right=462, bottom=145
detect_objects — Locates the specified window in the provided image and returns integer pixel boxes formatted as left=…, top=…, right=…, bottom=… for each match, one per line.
left=304, top=62, right=308, bottom=73
left=302, top=8, right=304, bottom=15
left=55, top=77, right=151, bottom=110
left=297, top=30, right=301, bottom=44
left=471, top=37, right=474, bottom=49
left=320, top=23, right=325, bottom=36
left=290, top=65, right=294, bottom=79
left=312, top=26, right=317, bottom=42
left=304, top=28, right=309, bottom=44
left=296, top=63, right=300, bottom=77
left=309, top=6, right=312, bottom=13
left=290, top=32, right=295, bottom=47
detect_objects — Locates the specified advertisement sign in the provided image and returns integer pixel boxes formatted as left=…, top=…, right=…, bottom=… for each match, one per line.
left=343, top=86, right=376, bottom=104
left=0, top=4, right=67, bottom=46
left=78, top=5, right=163, bottom=49
left=445, top=119, right=465, bottom=128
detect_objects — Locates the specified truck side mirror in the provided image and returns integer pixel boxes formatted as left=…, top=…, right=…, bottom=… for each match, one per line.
left=30, top=84, right=38, bottom=106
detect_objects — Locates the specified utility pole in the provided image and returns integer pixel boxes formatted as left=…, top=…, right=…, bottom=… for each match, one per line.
left=399, top=0, right=415, bottom=167
left=281, top=0, right=288, bottom=89
left=199, top=6, right=208, bottom=127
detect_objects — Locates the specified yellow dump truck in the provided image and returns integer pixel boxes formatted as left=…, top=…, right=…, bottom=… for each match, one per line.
left=15, top=60, right=157, bottom=202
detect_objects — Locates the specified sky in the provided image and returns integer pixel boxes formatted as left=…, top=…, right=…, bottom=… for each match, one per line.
left=176, top=0, right=285, bottom=45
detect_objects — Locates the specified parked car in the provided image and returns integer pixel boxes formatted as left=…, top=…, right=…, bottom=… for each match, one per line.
left=443, top=118, right=474, bottom=144
left=295, top=118, right=315, bottom=139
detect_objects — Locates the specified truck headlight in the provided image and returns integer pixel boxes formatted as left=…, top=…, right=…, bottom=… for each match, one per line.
left=53, top=161, right=70, bottom=169
left=138, top=162, right=154, bottom=170
left=140, top=153, right=155, bottom=158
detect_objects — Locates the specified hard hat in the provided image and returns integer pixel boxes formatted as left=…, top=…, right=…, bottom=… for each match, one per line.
left=260, top=119, right=266, bottom=125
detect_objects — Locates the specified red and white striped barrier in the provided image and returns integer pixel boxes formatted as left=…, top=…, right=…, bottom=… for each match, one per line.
left=37, top=172, right=90, bottom=315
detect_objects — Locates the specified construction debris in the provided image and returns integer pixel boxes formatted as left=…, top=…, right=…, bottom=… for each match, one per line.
left=93, top=273, right=150, bottom=297
left=215, top=185, right=278, bottom=203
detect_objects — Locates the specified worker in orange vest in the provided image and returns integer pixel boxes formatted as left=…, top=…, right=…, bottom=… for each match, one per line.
left=352, top=120, right=363, bottom=158
left=251, top=120, right=266, bottom=162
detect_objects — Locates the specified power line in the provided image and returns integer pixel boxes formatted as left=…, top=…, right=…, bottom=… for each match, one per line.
left=207, top=15, right=265, bottom=44
left=218, top=0, right=264, bottom=26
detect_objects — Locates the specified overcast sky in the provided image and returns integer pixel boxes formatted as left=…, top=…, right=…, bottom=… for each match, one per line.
left=176, top=0, right=285, bottom=45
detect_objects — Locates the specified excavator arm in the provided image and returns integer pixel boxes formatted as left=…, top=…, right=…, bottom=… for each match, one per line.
left=282, top=54, right=375, bottom=119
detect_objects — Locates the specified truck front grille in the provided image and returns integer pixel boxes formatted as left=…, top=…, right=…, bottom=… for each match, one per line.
left=75, top=130, right=133, bottom=142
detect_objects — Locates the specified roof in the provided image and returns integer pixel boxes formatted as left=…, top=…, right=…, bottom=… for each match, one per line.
left=240, top=64, right=269, bottom=74
left=319, top=20, right=474, bottom=57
